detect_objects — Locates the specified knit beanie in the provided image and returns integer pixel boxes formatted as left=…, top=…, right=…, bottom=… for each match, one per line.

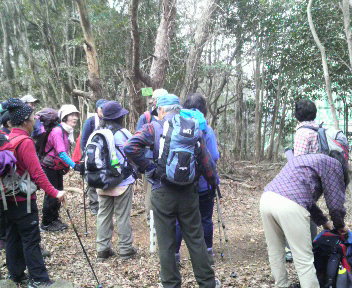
left=7, top=98, right=33, bottom=126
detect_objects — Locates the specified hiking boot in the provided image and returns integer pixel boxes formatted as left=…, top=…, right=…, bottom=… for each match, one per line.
left=97, top=249, right=116, bottom=261
left=7, top=273, right=28, bottom=284
left=215, top=278, right=222, bottom=288
left=28, top=279, right=54, bottom=288
left=40, top=221, right=63, bottom=232
left=53, top=219, right=68, bottom=230
left=119, top=247, right=137, bottom=260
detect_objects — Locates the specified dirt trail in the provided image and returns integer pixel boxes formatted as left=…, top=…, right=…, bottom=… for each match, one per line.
left=1, top=161, right=347, bottom=287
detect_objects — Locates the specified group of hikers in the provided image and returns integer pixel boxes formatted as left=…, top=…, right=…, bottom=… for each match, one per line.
left=0, top=91, right=350, bottom=288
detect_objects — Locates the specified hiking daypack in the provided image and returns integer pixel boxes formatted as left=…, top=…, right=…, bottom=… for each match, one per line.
left=153, top=114, right=201, bottom=186
left=300, top=124, right=349, bottom=160
left=313, top=230, right=352, bottom=288
left=144, top=111, right=152, bottom=124
left=0, top=135, right=37, bottom=213
left=84, top=129, right=133, bottom=190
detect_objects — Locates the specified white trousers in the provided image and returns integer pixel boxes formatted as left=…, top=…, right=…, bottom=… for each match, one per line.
left=260, top=192, right=319, bottom=288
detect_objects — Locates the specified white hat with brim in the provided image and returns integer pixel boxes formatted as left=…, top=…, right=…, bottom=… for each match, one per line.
left=20, top=94, right=39, bottom=104
left=58, top=104, right=80, bottom=121
left=152, top=88, right=168, bottom=99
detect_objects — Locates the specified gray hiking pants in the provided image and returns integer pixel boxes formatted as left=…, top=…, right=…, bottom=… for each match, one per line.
left=87, top=186, right=99, bottom=211
left=151, top=184, right=216, bottom=288
left=96, top=185, right=133, bottom=254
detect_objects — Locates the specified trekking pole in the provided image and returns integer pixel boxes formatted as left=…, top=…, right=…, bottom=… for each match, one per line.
left=82, top=176, right=88, bottom=236
left=215, top=194, right=224, bottom=258
left=64, top=201, right=103, bottom=288
left=215, top=185, right=237, bottom=278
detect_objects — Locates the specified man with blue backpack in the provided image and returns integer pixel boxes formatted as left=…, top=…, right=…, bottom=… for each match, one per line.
left=124, top=94, right=221, bottom=288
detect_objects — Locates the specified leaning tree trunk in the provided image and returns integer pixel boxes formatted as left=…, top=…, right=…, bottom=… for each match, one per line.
left=148, top=0, right=177, bottom=89
left=341, top=0, right=352, bottom=71
left=307, top=0, right=339, bottom=129
left=75, top=0, right=103, bottom=100
left=179, top=0, right=218, bottom=100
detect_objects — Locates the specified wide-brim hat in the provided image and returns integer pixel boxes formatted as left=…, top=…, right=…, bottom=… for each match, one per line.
left=58, top=104, right=80, bottom=121
left=102, top=101, right=129, bottom=120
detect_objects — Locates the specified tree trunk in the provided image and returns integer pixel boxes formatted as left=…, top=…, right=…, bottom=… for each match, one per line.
left=179, top=0, right=218, bottom=100
left=341, top=0, right=352, bottom=71
left=274, top=92, right=288, bottom=162
left=0, top=9, right=15, bottom=96
left=75, top=0, right=103, bottom=100
left=307, top=0, right=339, bottom=129
left=267, top=80, right=282, bottom=160
left=149, top=0, right=177, bottom=89
left=254, top=47, right=262, bottom=163
left=129, top=0, right=146, bottom=120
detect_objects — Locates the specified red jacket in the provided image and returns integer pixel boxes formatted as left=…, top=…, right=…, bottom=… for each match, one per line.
left=7, top=128, right=58, bottom=201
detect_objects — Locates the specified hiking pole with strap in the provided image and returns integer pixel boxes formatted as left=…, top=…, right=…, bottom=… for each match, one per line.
left=82, top=176, right=88, bottom=236
left=215, top=185, right=237, bottom=278
left=64, top=201, right=102, bottom=288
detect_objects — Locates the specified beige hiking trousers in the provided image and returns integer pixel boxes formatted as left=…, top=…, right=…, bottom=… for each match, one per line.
left=260, top=191, right=319, bottom=288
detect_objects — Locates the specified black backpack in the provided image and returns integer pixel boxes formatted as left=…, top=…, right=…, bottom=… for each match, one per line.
left=313, top=231, right=351, bottom=288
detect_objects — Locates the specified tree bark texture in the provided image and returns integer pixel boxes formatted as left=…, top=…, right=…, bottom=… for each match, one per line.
left=129, top=0, right=146, bottom=119
left=307, top=0, right=339, bottom=129
left=149, top=0, right=177, bottom=89
left=267, top=79, right=282, bottom=160
left=341, top=0, right=352, bottom=71
left=0, top=8, right=15, bottom=96
left=75, top=0, right=103, bottom=100
left=179, top=0, right=218, bottom=100
left=254, top=48, right=261, bottom=163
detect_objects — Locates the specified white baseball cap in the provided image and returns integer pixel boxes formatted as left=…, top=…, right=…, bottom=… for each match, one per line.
left=20, top=94, right=39, bottom=104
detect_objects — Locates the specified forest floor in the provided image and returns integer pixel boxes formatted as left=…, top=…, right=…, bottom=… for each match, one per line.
left=1, top=160, right=350, bottom=288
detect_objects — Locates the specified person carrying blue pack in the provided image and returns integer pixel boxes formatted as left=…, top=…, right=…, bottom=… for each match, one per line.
left=136, top=89, right=168, bottom=223
left=174, top=93, right=220, bottom=266
left=124, top=94, right=221, bottom=288
left=81, top=99, right=108, bottom=215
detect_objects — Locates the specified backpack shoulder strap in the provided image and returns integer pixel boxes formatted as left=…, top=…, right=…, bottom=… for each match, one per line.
left=298, top=125, right=319, bottom=132
left=8, top=135, right=31, bottom=151
left=144, top=111, right=152, bottom=123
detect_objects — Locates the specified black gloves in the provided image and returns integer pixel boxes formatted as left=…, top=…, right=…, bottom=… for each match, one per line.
left=74, top=163, right=85, bottom=175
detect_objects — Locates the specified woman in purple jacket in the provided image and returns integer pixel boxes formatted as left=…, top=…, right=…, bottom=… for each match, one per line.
left=175, top=93, right=220, bottom=265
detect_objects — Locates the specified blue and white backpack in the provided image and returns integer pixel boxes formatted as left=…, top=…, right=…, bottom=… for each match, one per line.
left=154, top=114, right=200, bottom=186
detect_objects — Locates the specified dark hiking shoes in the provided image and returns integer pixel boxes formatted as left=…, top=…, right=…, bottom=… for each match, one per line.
left=7, top=273, right=28, bottom=284
left=97, top=249, right=116, bottom=261
left=28, top=279, right=54, bottom=288
left=40, top=219, right=67, bottom=232
left=208, top=248, right=215, bottom=266
left=119, top=247, right=137, bottom=260
left=53, top=219, right=68, bottom=230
